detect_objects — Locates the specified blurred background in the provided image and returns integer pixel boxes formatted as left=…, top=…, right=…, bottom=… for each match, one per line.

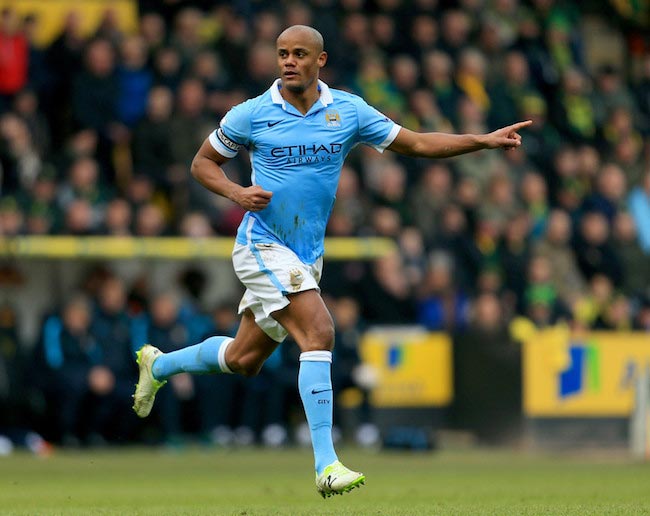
left=0, top=0, right=649, bottom=456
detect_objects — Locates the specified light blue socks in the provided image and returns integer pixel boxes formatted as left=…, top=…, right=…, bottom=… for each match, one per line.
left=151, top=336, right=233, bottom=380
left=298, top=350, right=338, bottom=474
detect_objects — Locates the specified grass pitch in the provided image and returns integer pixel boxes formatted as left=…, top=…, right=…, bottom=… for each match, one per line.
left=1, top=446, right=649, bottom=515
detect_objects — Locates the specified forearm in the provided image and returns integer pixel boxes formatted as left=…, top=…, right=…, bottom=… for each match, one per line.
left=388, top=122, right=529, bottom=158
left=190, top=154, right=242, bottom=202
left=402, top=132, right=488, bottom=159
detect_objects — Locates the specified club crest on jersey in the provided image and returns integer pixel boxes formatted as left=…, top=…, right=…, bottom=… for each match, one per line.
left=325, top=110, right=341, bottom=128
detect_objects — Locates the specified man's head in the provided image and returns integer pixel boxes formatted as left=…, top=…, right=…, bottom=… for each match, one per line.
left=276, top=25, right=327, bottom=94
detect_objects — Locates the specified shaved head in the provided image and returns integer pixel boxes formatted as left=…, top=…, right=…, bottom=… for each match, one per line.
left=277, top=25, right=324, bottom=53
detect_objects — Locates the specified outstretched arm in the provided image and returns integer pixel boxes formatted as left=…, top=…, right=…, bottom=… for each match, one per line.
left=386, top=120, right=532, bottom=159
left=191, top=138, right=272, bottom=212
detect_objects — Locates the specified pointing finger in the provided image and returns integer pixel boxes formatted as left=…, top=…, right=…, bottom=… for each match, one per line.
left=509, top=120, right=532, bottom=132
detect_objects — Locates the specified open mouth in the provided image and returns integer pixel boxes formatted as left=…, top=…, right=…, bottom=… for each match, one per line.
left=283, top=71, right=298, bottom=78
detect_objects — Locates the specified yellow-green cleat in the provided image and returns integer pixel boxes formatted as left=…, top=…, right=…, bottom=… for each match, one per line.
left=315, top=460, right=365, bottom=498
left=132, top=345, right=167, bottom=418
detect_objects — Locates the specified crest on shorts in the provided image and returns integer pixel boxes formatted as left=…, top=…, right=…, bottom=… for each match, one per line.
left=325, top=110, right=341, bottom=128
left=289, top=268, right=304, bottom=291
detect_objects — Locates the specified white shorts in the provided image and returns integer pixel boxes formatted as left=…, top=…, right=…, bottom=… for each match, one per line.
left=232, top=242, right=323, bottom=342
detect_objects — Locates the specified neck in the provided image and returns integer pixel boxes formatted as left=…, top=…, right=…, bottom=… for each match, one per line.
left=280, top=80, right=320, bottom=115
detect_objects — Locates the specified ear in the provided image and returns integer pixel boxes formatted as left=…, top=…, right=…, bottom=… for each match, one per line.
left=318, top=51, right=328, bottom=68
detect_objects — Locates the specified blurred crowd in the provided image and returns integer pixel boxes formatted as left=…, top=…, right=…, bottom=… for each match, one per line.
left=1, top=0, right=650, bottom=448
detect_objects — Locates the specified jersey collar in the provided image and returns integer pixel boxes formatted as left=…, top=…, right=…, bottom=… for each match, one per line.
left=270, top=78, right=334, bottom=111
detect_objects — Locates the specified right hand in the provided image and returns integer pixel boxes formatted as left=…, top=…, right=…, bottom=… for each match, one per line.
left=233, top=185, right=273, bottom=211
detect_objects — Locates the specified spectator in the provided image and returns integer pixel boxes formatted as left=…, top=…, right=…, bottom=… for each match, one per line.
left=116, top=35, right=153, bottom=128
left=0, top=8, right=28, bottom=108
left=532, top=209, right=585, bottom=307
left=170, top=8, right=204, bottom=68
left=551, top=68, right=597, bottom=144
left=138, top=12, right=166, bottom=56
left=478, top=174, right=521, bottom=234
left=519, top=170, right=549, bottom=239
left=498, top=212, right=532, bottom=309
left=57, top=157, right=110, bottom=230
left=455, top=48, right=490, bottom=114
left=573, top=211, right=623, bottom=286
left=63, top=199, right=95, bottom=235
left=410, top=163, right=453, bottom=246
left=43, top=11, right=85, bottom=146
left=132, top=291, right=189, bottom=445
left=71, top=39, right=118, bottom=140
left=453, top=292, right=521, bottom=444
left=488, top=50, right=540, bottom=131
left=399, top=226, right=427, bottom=290
left=152, top=46, right=183, bottom=92
left=581, top=162, right=628, bottom=223
left=134, top=202, right=167, bottom=237
left=612, top=212, right=650, bottom=298
left=420, top=50, right=460, bottom=125
left=592, top=65, right=638, bottom=131
left=12, top=89, right=50, bottom=158
left=574, top=274, right=616, bottom=329
left=20, top=167, right=60, bottom=233
left=358, top=250, right=416, bottom=325
left=131, top=86, right=175, bottom=189
left=524, top=254, right=567, bottom=327
left=168, top=78, right=213, bottom=209
left=102, top=198, right=132, bottom=236
left=369, top=160, right=411, bottom=226
left=331, top=296, right=375, bottom=441
left=0, top=196, right=24, bottom=236
left=39, top=295, right=100, bottom=445
left=22, top=14, right=49, bottom=98
left=0, top=112, right=41, bottom=195
left=438, top=9, right=472, bottom=61
left=0, top=304, right=28, bottom=433
left=416, top=250, right=470, bottom=331
left=89, top=277, right=139, bottom=442
left=434, top=202, right=482, bottom=290
left=519, top=94, right=561, bottom=176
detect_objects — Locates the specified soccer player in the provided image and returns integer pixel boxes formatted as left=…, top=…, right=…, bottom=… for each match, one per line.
left=133, top=25, right=531, bottom=498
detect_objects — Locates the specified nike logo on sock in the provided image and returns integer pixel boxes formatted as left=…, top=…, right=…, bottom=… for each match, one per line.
left=267, top=120, right=281, bottom=127
left=311, top=388, right=332, bottom=394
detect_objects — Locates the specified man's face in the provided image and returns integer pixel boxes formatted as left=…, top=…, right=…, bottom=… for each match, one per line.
left=276, top=30, right=327, bottom=93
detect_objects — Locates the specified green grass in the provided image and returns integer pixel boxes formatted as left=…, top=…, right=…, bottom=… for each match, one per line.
left=1, top=447, right=650, bottom=515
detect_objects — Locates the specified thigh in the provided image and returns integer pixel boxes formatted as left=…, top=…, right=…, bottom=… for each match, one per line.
left=271, top=289, right=334, bottom=352
left=233, top=243, right=322, bottom=343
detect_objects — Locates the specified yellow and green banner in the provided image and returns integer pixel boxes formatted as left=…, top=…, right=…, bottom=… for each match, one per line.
left=523, top=326, right=650, bottom=417
left=360, top=329, right=452, bottom=408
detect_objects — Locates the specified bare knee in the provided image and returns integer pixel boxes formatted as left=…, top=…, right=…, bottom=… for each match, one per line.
left=226, top=347, right=266, bottom=377
left=301, top=320, right=335, bottom=352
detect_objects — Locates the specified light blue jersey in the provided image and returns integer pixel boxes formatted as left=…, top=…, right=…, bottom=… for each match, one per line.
left=209, top=79, right=400, bottom=264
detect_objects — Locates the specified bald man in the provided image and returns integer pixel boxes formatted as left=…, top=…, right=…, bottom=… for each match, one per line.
left=133, top=25, right=531, bottom=498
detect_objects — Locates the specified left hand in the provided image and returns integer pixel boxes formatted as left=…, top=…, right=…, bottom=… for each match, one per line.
left=484, top=120, right=532, bottom=150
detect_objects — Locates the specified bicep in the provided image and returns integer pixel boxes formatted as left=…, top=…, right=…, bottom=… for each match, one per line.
left=386, top=127, right=423, bottom=156
left=194, top=138, right=231, bottom=167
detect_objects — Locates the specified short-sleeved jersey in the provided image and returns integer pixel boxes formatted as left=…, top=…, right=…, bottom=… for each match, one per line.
left=209, top=79, right=401, bottom=264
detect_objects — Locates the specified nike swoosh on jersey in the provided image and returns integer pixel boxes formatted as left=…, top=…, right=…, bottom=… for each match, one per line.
left=267, top=120, right=281, bottom=127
